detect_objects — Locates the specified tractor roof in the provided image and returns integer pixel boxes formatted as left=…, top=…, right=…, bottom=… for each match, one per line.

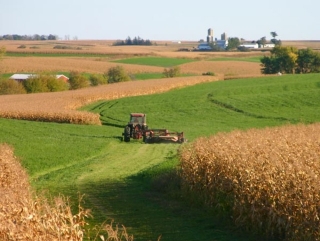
left=130, top=113, right=146, bottom=117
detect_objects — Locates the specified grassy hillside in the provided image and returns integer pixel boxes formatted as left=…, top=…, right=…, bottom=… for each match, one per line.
left=0, top=73, right=319, bottom=240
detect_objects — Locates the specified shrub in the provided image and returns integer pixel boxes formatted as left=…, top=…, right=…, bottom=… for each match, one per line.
left=0, top=78, right=26, bottom=95
left=89, top=74, right=107, bottom=86
left=22, top=73, right=69, bottom=93
left=105, top=66, right=131, bottom=84
left=46, top=77, right=69, bottom=92
left=23, top=75, right=49, bottom=93
left=17, top=45, right=26, bottom=49
left=202, top=71, right=215, bottom=76
left=163, top=66, right=181, bottom=78
left=68, top=71, right=90, bottom=90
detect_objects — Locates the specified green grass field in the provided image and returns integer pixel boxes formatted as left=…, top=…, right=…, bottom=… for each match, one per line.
left=1, top=73, right=320, bottom=241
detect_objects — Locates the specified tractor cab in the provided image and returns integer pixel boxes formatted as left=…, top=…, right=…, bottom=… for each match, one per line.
left=129, top=113, right=146, bottom=126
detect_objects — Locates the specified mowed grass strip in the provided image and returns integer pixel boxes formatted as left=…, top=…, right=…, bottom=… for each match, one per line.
left=112, top=56, right=195, bottom=67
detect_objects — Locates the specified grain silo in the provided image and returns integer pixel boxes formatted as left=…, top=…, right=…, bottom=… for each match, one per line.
left=221, top=32, right=227, bottom=40
left=207, top=28, right=214, bottom=43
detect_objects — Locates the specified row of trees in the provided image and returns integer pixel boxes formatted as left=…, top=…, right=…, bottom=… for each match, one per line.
left=0, top=34, right=58, bottom=41
left=0, top=66, right=131, bottom=95
left=260, top=46, right=320, bottom=74
left=0, top=64, right=182, bottom=95
left=113, top=36, right=153, bottom=46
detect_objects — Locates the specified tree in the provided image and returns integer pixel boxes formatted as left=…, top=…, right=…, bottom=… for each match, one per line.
left=260, top=46, right=298, bottom=74
left=270, top=31, right=281, bottom=46
left=163, top=66, right=181, bottom=78
left=226, top=37, right=240, bottom=50
left=44, top=74, right=69, bottom=92
left=68, top=71, right=90, bottom=89
left=89, top=74, right=107, bottom=86
left=0, top=78, right=26, bottom=95
left=295, top=48, right=320, bottom=73
left=260, top=56, right=281, bottom=74
left=23, top=76, right=49, bottom=93
left=257, top=36, right=267, bottom=48
left=270, top=31, right=278, bottom=38
left=105, top=66, right=131, bottom=84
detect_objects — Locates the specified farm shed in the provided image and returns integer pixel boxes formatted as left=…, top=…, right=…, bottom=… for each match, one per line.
left=10, top=74, right=69, bottom=82
left=216, top=40, right=228, bottom=49
left=263, top=43, right=276, bottom=48
left=197, top=43, right=212, bottom=50
left=239, top=43, right=259, bottom=49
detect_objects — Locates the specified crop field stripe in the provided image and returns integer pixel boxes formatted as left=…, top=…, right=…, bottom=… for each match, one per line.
left=112, top=56, right=196, bottom=67
left=208, top=57, right=262, bottom=62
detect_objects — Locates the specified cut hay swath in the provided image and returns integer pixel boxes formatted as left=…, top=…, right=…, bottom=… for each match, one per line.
left=179, top=123, right=320, bottom=241
left=0, top=76, right=218, bottom=124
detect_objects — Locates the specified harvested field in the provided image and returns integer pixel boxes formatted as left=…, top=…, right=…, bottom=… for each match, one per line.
left=0, top=57, right=264, bottom=78
left=0, top=56, right=165, bottom=74
left=179, top=123, right=320, bottom=241
left=0, top=76, right=218, bottom=124
left=180, top=60, right=263, bottom=78
left=0, top=40, right=268, bottom=77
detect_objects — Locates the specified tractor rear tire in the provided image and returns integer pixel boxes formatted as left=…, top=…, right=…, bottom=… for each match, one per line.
left=124, top=126, right=131, bottom=142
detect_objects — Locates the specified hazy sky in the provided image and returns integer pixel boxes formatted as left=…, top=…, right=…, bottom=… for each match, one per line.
left=1, top=0, right=319, bottom=41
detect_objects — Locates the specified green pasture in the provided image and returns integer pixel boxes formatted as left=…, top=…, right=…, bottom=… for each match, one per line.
left=112, top=56, right=195, bottom=67
left=1, top=73, right=320, bottom=241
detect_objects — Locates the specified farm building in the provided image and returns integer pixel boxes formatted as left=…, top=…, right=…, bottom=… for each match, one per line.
left=10, top=74, right=69, bottom=82
left=239, top=43, right=259, bottom=49
left=197, top=43, right=212, bottom=50
left=263, top=43, right=275, bottom=48
left=216, top=40, right=228, bottom=49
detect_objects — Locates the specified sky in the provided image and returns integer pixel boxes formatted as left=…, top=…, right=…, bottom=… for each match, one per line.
left=1, top=0, right=319, bottom=41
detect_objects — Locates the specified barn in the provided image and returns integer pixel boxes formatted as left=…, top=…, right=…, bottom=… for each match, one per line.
left=10, top=74, right=69, bottom=82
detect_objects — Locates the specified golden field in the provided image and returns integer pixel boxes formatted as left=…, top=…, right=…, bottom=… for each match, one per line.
left=179, top=123, right=320, bottom=241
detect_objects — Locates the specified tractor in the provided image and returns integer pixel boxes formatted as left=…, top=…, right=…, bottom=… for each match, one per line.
left=122, top=113, right=148, bottom=142
left=122, top=113, right=186, bottom=143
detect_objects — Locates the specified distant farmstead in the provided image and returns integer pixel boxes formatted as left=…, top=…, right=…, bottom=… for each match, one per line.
left=10, top=74, right=69, bottom=82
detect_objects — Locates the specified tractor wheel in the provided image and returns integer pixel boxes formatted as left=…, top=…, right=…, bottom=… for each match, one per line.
left=124, top=126, right=131, bottom=142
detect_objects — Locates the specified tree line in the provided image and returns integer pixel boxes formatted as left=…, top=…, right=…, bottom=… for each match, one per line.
left=113, top=36, right=153, bottom=46
left=260, top=46, right=320, bottom=74
left=0, top=34, right=58, bottom=41
left=0, top=67, right=130, bottom=95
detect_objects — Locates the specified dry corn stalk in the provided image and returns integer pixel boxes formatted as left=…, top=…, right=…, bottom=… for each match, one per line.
left=179, top=123, right=320, bottom=241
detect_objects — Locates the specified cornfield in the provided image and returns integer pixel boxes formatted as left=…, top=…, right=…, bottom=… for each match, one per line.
left=179, top=123, right=320, bottom=241
left=0, top=76, right=218, bottom=124
left=0, top=144, right=153, bottom=241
